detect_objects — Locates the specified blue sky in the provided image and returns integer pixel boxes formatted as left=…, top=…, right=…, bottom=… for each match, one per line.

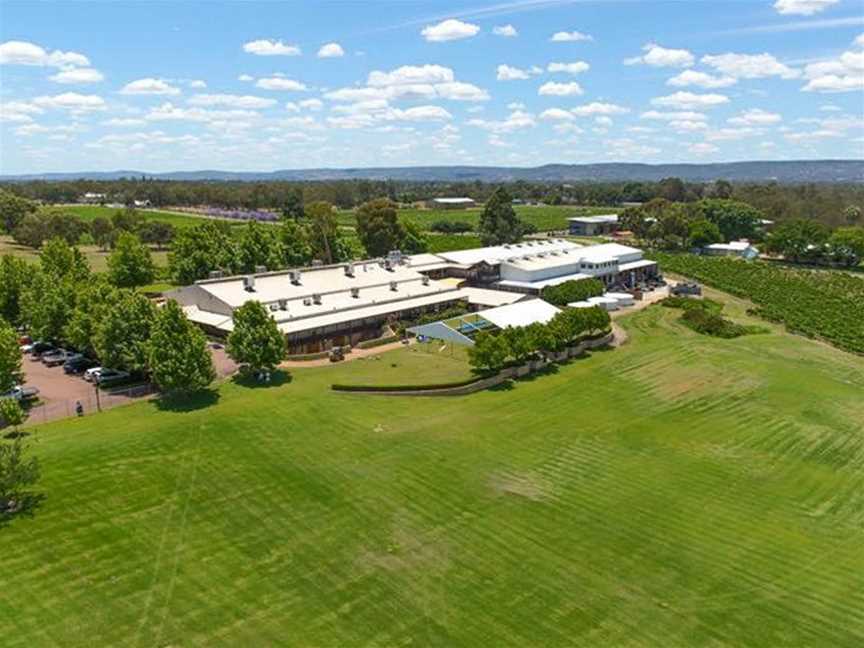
left=1, top=0, right=862, bottom=174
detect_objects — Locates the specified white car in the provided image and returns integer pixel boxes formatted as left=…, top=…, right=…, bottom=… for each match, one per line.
left=83, top=367, right=104, bottom=382
left=0, top=385, right=40, bottom=401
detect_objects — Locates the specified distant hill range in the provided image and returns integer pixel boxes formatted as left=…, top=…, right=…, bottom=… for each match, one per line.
left=3, top=160, right=862, bottom=183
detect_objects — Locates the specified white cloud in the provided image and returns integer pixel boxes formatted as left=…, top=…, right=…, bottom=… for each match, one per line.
left=550, top=31, right=593, bottom=42
left=802, top=49, right=864, bottom=92
left=625, top=43, right=694, bottom=68
left=329, top=65, right=488, bottom=103
left=327, top=99, right=452, bottom=128
left=547, top=61, right=590, bottom=75
left=774, top=0, right=838, bottom=16
left=496, top=64, right=541, bottom=80
left=571, top=102, right=630, bottom=116
left=728, top=108, right=782, bottom=125
left=467, top=110, right=536, bottom=133
left=299, top=98, right=323, bottom=110
left=188, top=93, right=277, bottom=108
left=318, top=42, right=345, bottom=58
left=255, top=77, right=308, bottom=91
left=368, top=64, right=454, bottom=86
left=651, top=91, right=729, bottom=109
left=0, top=101, right=43, bottom=123
left=666, top=70, right=736, bottom=88
left=421, top=19, right=480, bottom=42
left=145, top=102, right=260, bottom=122
left=120, top=78, right=181, bottom=95
left=493, top=25, right=517, bottom=37
left=595, top=116, right=613, bottom=127
left=243, top=39, right=301, bottom=56
left=238, top=74, right=254, bottom=82
left=856, top=33, right=864, bottom=47
left=689, top=142, right=719, bottom=155
left=48, top=67, right=104, bottom=84
left=819, top=104, right=841, bottom=111
left=539, top=108, right=575, bottom=121
left=538, top=81, right=584, bottom=96
left=102, top=117, right=145, bottom=127
left=33, top=92, right=106, bottom=112
left=701, top=52, right=799, bottom=79
left=189, top=80, right=207, bottom=89
left=641, top=110, right=709, bottom=122
left=435, top=81, right=490, bottom=101
left=0, top=40, right=90, bottom=68
left=706, top=127, right=762, bottom=141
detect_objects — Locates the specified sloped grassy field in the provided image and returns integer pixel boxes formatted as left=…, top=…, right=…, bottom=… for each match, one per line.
left=1, top=302, right=863, bottom=646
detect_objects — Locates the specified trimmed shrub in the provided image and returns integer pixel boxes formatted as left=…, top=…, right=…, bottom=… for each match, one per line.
left=332, top=375, right=486, bottom=392
left=541, top=278, right=604, bottom=307
left=357, top=335, right=400, bottom=349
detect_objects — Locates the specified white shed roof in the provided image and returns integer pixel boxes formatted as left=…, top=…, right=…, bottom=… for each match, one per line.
left=436, top=239, right=582, bottom=266
left=478, top=299, right=561, bottom=329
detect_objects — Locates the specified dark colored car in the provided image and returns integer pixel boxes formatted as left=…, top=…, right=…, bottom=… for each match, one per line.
left=42, top=349, right=75, bottom=367
left=63, top=355, right=96, bottom=374
left=30, top=341, right=56, bottom=358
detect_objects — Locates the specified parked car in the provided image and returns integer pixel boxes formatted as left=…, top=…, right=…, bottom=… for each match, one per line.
left=0, top=385, right=40, bottom=402
left=95, top=368, right=130, bottom=386
left=18, top=335, right=32, bottom=346
left=30, top=341, right=56, bottom=358
left=20, top=342, right=35, bottom=354
left=83, top=366, right=104, bottom=382
left=63, top=355, right=96, bottom=375
left=42, top=349, right=75, bottom=367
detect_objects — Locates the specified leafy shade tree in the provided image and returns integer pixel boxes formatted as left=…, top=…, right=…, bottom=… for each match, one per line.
left=20, top=269, right=78, bottom=343
left=0, top=319, right=22, bottom=394
left=13, top=209, right=88, bottom=249
left=94, top=290, right=156, bottom=373
left=0, top=398, right=27, bottom=432
left=844, top=205, right=862, bottom=226
left=708, top=179, right=734, bottom=199
left=279, top=220, right=314, bottom=267
left=827, top=227, right=864, bottom=267
left=688, top=219, right=723, bottom=248
left=541, top=278, right=604, bottom=307
left=64, top=278, right=117, bottom=355
left=306, top=200, right=350, bottom=263
left=502, top=326, right=533, bottom=364
left=0, top=189, right=37, bottom=233
left=110, top=208, right=145, bottom=233
left=226, top=301, right=286, bottom=375
left=40, top=237, right=90, bottom=282
left=236, top=221, right=285, bottom=273
left=697, top=199, right=764, bottom=242
left=355, top=198, right=420, bottom=257
left=108, top=232, right=156, bottom=288
left=467, top=331, right=510, bottom=373
left=765, top=219, right=831, bottom=261
left=0, top=435, right=40, bottom=515
left=139, top=221, right=175, bottom=250
left=169, top=221, right=237, bottom=285
left=399, top=220, right=428, bottom=254
left=280, top=188, right=305, bottom=222
left=0, top=255, right=30, bottom=325
left=90, top=217, right=115, bottom=250
left=478, top=187, right=524, bottom=246
left=147, top=300, right=215, bottom=395
left=657, top=177, right=687, bottom=202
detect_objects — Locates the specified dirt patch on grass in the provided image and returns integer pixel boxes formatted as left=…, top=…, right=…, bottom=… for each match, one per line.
left=356, top=518, right=450, bottom=573
left=489, top=471, right=554, bottom=502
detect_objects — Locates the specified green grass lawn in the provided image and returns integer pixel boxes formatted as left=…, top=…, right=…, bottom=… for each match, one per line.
left=63, top=205, right=244, bottom=230
left=0, top=235, right=169, bottom=273
left=337, top=205, right=619, bottom=233
left=2, top=298, right=863, bottom=646
left=335, top=343, right=473, bottom=386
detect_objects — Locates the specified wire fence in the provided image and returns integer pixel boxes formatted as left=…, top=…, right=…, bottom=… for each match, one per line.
left=24, top=384, right=158, bottom=426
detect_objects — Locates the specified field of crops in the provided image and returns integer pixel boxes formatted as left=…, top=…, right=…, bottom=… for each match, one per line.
left=336, top=205, right=618, bottom=233
left=63, top=205, right=240, bottom=230
left=2, top=301, right=863, bottom=646
left=654, top=252, right=864, bottom=354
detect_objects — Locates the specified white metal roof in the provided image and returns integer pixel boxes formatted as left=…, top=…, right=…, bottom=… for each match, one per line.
left=458, top=287, right=525, bottom=307
left=436, top=239, right=582, bottom=266
left=431, top=197, right=475, bottom=204
left=567, top=214, right=619, bottom=224
left=707, top=241, right=756, bottom=252
left=477, top=299, right=561, bottom=329
left=618, top=259, right=658, bottom=272
left=496, top=271, right=592, bottom=290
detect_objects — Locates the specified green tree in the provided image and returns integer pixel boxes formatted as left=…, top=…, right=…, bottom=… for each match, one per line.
left=20, top=269, right=78, bottom=343
left=226, top=301, right=286, bottom=375
left=0, top=189, right=37, bottom=234
left=541, top=278, right=604, bottom=307
left=844, top=205, right=862, bottom=226
left=688, top=219, right=723, bottom=248
left=827, top=227, right=864, bottom=267
left=0, top=436, right=40, bottom=515
left=148, top=300, right=215, bottom=395
left=236, top=221, right=285, bottom=273
left=0, top=398, right=27, bottom=431
left=64, top=278, right=117, bottom=355
left=0, top=320, right=22, bottom=394
left=478, top=187, right=523, bottom=246
left=111, top=208, right=145, bottom=233
left=698, top=199, right=764, bottom=241
left=280, top=188, right=305, bottom=222
left=169, top=221, right=237, bottom=285
left=502, top=326, right=533, bottom=364
left=94, top=290, right=156, bottom=373
left=139, top=221, right=174, bottom=250
left=90, top=217, right=115, bottom=250
left=0, top=255, right=31, bottom=325
left=108, top=232, right=156, bottom=288
left=279, top=220, right=313, bottom=267
left=400, top=221, right=428, bottom=254
left=306, top=200, right=350, bottom=263
left=355, top=198, right=406, bottom=257
left=765, top=219, right=831, bottom=261
left=468, top=331, right=509, bottom=373
left=40, top=237, right=90, bottom=282
left=657, top=177, right=686, bottom=202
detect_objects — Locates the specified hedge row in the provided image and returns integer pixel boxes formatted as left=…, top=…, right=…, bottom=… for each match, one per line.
left=356, top=335, right=400, bottom=349
left=284, top=350, right=331, bottom=361
left=332, top=375, right=487, bottom=392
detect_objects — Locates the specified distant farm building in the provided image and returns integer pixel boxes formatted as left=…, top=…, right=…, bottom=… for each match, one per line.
left=426, top=197, right=476, bottom=210
left=80, top=192, right=107, bottom=204
left=704, top=241, right=759, bottom=260
left=567, top=214, right=619, bottom=236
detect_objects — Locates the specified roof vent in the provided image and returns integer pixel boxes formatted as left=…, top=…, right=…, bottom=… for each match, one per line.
left=312, top=293, right=322, bottom=305
left=254, top=265, right=267, bottom=274
left=384, top=258, right=394, bottom=271
left=278, top=299, right=288, bottom=311
left=350, top=287, right=360, bottom=298
left=390, top=281, right=398, bottom=291
left=421, top=276, right=430, bottom=286
left=290, top=270, right=301, bottom=285
left=242, top=276, right=255, bottom=292
left=269, top=303, right=279, bottom=312
left=344, top=262, right=355, bottom=277
left=303, top=297, right=312, bottom=306
left=312, top=259, right=323, bottom=267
